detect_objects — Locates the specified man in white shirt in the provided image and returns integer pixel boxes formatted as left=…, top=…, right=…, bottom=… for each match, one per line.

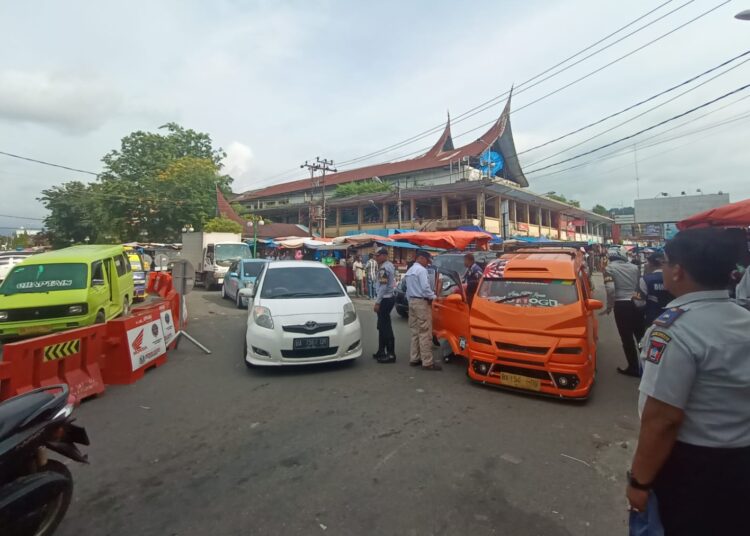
left=405, top=250, right=439, bottom=370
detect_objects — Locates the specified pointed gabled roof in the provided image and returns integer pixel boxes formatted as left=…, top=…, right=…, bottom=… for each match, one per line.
left=239, top=91, right=527, bottom=200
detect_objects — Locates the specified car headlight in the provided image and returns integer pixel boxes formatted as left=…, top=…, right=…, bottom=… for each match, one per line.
left=0, top=311, right=7, bottom=321
left=253, top=306, right=274, bottom=330
left=68, top=304, right=85, bottom=315
left=343, top=302, right=357, bottom=325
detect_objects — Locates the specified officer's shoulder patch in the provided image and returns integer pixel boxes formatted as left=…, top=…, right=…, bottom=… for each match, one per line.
left=646, top=339, right=668, bottom=365
left=649, top=330, right=672, bottom=342
left=652, top=307, right=685, bottom=328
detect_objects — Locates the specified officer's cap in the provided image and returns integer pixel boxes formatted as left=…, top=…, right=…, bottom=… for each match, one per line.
left=375, top=247, right=389, bottom=256
left=415, top=250, right=431, bottom=260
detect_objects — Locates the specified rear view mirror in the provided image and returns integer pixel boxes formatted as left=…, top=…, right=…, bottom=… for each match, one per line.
left=586, top=298, right=603, bottom=311
left=445, top=293, right=463, bottom=303
left=229, top=272, right=238, bottom=278
left=346, top=285, right=356, bottom=295
left=239, top=285, right=255, bottom=299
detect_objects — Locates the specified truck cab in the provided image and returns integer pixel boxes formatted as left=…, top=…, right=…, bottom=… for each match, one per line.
left=432, top=248, right=602, bottom=400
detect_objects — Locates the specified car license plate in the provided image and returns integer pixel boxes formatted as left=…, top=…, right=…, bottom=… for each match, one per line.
left=293, top=337, right=329, bottom=349
left=499, top=372, right=541, bottom=392
left=19, top=326, right=52, bottom=336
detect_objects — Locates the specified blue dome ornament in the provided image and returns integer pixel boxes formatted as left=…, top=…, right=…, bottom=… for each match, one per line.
left=479, top=149, right=504, bottom=177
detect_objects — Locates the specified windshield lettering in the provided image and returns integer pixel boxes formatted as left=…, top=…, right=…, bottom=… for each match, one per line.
left=478, top=279, right=578, bottom=308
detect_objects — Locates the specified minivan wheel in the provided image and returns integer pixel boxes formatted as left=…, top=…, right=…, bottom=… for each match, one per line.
left=95, top=311, right=106, bottom=324
left=236, top=290, right=244, bottom=309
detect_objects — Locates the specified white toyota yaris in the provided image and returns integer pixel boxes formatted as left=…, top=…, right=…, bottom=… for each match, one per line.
left=241, top=261, right=362, bottom=367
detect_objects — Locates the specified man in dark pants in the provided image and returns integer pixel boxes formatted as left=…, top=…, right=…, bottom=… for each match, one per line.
left=373, top=247, right=397, bottom=363
left=603, top=246, right=645, bottom=377
left=634, top=253, right=674, bottom=327
left=627, top=228, right=750, bottom=535
left=462, top=253, right=483, bottom=306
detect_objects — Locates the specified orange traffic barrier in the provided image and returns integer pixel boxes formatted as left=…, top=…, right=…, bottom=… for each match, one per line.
left=0, top=324, right=107, bottom=403
left=102, top=296, right=179, bottom=385
left=146, top=271, right=159, bottom=294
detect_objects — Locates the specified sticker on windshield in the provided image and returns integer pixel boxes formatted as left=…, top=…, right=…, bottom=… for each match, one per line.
left=15, top=280, right=74, bottom=290
left=498, top=291, right=561, bottom=307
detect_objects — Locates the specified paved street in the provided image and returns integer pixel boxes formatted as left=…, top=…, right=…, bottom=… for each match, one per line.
left=57, top=275, right=640, bottom=536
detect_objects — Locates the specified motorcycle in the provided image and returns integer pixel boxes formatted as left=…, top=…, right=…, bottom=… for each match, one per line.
left=0, top=384, right=89, bottom=536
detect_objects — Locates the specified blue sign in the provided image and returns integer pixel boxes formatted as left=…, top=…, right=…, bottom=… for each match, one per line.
left=479, top=149, right=504, bottom=177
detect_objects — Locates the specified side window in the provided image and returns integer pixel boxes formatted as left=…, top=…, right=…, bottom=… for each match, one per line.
left=114, top=255, right=126, bottom=277
left=122, top=253, right=132, bottom=273
left=438, top=272, right=461, bottom=297
left=91, top=260, right=105, bottom=284
left=579, top=269, right=590, bottom=300
left=229, top=261, right=238, bottom=274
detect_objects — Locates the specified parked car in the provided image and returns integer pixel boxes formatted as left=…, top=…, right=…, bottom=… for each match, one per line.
left=432, top=248, right=602, bottom=400
left=0, top=245, right=134, bottom=339
left=240, top=261, right=361, bottom=367
left=221, top=258, right=269, bottom=308
left=0, top=252, right=33, bottom=284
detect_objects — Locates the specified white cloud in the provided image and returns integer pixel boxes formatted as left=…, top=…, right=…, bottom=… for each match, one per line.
left=223, top=141, right=254, bottom=180
left=0, top=70, right=121, bottom=134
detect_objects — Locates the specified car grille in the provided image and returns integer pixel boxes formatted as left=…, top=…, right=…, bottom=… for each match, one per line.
left=491, top=364, right=551, bottom=381
left=281, top=347, right=339, bottom=358
left=1, top=304, right=87, bottom=322
left=496, top=342, right=549, bottom=355
left=282, top=322, right=337, bottom=335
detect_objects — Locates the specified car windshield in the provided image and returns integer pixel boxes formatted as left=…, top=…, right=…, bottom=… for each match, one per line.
left=242, top=261, right=266, bottom=278
left=477, top=278, right=578, bottom=307
left=215, top=244, right=252, bottom=266
left=0, top=263, right=88, bottom=295
left=260, top=267, right=344, bottom=299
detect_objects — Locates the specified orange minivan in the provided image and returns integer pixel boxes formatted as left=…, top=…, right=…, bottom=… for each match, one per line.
left=432, top=248, right=603, bottom=399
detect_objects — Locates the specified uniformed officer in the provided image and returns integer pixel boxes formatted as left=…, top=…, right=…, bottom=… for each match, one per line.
left=634, top=253, right=674, bottom=326
left=405, top=250, right=439, bottom=370
left=373, top=247, right=397, bottom=363
left=462, top=253, right=483, bottom=305
left=626, top=228, right=750, bottom=535
left=603, top=246, right=645, bottom=377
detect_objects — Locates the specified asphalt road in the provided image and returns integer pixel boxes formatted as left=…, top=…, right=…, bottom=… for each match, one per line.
left=57, top=275, right=640, bottom=536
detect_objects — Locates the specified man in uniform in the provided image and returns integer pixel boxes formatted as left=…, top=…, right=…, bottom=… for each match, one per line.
left=462, top=253, right=483, bottom=305
left=626, top=228, right=750, bottom=535
left=603, top=246, right=645, bottom=377
left=634, top=252, right=673, bottom=327
left=405, top=250, right=440, bottom=370
left=373, top=247, right=397, bottom=363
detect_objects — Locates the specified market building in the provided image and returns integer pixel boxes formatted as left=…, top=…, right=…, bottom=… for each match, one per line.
left=236, top=95, right=612, bottom=242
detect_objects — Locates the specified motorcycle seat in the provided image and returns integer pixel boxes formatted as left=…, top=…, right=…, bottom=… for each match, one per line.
left=0, top=390, right=57, bottom=442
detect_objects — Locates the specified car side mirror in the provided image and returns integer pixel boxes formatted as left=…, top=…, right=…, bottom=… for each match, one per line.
left=586, top=298, right=603, bottom=311
left=446, top=293, right=463, bottom=303
left=239, top=285, right=255, bottom=299
left=229, top=272, right=238, bottom=278
left=346, top=285, right=356, bottom=295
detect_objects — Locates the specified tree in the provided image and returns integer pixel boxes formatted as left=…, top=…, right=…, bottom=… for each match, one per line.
left=333, top=180, right=392, bottom=198
left=38, top=181, right=109, bottom=247
left=545, top=192, right=580, bottom=208
left=203, top=217, right=243, bottom=233
left=592, top=204, right=609, bottom=216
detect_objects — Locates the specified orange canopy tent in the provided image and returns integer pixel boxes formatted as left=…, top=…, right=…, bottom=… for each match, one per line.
left=392, top=231, right=491, bottom=251
left=677, top=198, right=750, bottom=230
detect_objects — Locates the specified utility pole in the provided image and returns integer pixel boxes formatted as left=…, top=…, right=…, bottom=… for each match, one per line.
left=397, top=179, right=402, bottom=229
left=301, top=157, right=337, bottom=238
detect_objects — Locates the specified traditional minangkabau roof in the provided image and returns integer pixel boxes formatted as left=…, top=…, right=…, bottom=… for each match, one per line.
left=238, top=92, right=527, bottom=201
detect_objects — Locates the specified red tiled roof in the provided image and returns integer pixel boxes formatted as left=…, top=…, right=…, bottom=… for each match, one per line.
left=216, top=186, right=246, bottom=226
left=239, top=93, right=526, bottom=201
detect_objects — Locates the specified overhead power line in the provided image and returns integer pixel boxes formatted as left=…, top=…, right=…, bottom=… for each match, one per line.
left=525, top=82, right=750, bottom=175
left=0, top=213, right=45, bottom=221
left=0, top=150, right=99, bottom=176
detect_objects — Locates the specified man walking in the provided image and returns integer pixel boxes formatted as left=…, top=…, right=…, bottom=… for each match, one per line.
left=365, top=253, right=378, bottom=300
left=405, top=250, right=440, bottom=370
left=352, top=255, right=365, bottom=297
left=603, top=246, right=645, bottom=377
left=634, top=253, right=673, bottom=326
left=627, top=228, right=750, bottom=535
left=462, top=253, right=483, bottom=305
left=373, top=247, right=397, bottom=363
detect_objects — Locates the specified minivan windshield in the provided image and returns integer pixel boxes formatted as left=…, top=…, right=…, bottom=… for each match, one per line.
left=477, top=278, right=578, bottom=308
left=215, top=244, right=252, bottom=266
left=260, top=267, right=344, bottom=299
left=242, top=261, right=266, bottom=279
left=0, top=263, right=88, bottom=295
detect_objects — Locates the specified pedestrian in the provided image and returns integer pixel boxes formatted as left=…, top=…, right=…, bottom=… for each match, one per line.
left=294, top=249, right=303, bottom=261
left=352, top=255, right=365, bottom=297
left=603, top=246, right=645, bottom=377
left=626, top=228, right=750, bottom=536
left=634, top=253, right=673, bottom=327
left=462, top=253, right=483, bottom=305
left=365, top=252, right=378, bottom=299
left=373, top=247, right=397, bottom=363
left=405, top=250, right=440, bottom=370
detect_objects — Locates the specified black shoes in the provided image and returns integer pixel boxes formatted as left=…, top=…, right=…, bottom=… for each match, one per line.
left=422, top=363, right=442, bottom=371
left=617, top=367, right=640, bottom=378
left=377, top=353, right=396, bottom=364
left=372, top=352, right=385, bottom=359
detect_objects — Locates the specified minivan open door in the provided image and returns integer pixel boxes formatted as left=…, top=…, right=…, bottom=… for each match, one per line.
left=432, top=268, right=471, bottom=357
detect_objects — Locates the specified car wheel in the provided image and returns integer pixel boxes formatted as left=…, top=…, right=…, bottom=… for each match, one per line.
left=236, top=290, right=244, bottom=309
left=95, top=310, right=106, bottom=324
left=221, top=284, right=227, bottom=299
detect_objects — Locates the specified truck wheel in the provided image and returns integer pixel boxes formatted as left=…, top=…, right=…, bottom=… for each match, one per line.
left=95, top=311, right=106, bottom=324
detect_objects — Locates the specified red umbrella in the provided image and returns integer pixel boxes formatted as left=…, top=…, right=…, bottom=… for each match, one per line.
left=677, top=198, right=750, bottom=230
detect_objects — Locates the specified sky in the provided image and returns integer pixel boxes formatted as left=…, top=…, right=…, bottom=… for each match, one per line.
left=0, top=0, right=748, bottom=234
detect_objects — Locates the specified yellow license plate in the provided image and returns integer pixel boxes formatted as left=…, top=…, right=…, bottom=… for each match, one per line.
left=19, top=326, right=52, bottom=335
left=499, top=372, right=541, bottom=392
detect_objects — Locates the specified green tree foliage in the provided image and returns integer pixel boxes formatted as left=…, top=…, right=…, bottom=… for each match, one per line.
left=592, top=204, right=609, bottom=216
left=39, top=124, right=232, bottom=244
left=545, top=192, right=580, bottom=208
left=332, top=180, right=392, bottom=198
left=203, top=217, right=243, bottom=233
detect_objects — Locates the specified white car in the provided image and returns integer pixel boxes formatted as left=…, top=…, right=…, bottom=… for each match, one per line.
left=241, top=261, right=362, bottom=367
left=0, top=253, right=33, bottom=284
